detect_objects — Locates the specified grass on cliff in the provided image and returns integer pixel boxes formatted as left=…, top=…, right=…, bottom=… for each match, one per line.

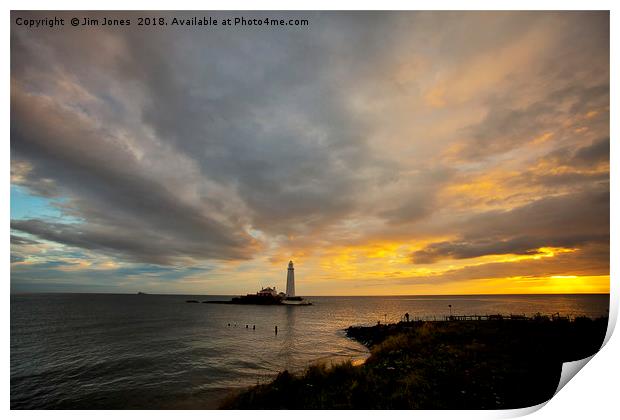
left=221, top=317, right=608, bottom=409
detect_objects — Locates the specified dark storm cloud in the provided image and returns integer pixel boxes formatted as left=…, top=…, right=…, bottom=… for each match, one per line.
left=572, top=137, right=610, bottom=167
left=11, top=218, right=239, bottom=265
left=451, top=12, right=608, bottom=161
left=412, top=234, right=607, bottom=264
left=458, top=83, right=609, bottom=160
left=505, top=137, right=610, bottom=190
left=412, top=189, right=609, bottom=264
left=11, top=85, right=258, bottom=264
left=10, top=235, right=39, bottom=245
left=10, top=11, right=404, bottom=265
left=403, top=242, right=609, bottom=285
left=114, top=13, right=401, bottom=234
left=378, top=167, right=455, bottom=225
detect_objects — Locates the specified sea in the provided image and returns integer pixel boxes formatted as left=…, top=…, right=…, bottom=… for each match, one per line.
left=10, top=293, right=609, bottom=409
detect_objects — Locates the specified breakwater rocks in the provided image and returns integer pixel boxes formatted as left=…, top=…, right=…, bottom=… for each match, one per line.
left=202, top=296, right=312, bottom=305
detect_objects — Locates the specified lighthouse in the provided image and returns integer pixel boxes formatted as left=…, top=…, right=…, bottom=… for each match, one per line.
left=286, top=260, right=295, bottom=297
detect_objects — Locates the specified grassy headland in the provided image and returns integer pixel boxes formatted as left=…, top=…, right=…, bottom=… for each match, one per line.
left=221, top=316, right=608, bottom=409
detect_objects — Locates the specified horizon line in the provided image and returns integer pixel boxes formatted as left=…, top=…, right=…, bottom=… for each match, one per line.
left=9, top=291, right=611, bottom=297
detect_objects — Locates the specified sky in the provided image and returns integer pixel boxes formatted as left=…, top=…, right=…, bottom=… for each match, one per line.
left=10, top=11, right=609, bottom=295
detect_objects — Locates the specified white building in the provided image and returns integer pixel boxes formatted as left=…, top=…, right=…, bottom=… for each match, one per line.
left=286, top=260, right=295, bottom=297
left=257, top=286, right=278, bottom=297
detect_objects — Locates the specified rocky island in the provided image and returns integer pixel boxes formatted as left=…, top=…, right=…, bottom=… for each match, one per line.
left=204, top=261, right=311, bottom=306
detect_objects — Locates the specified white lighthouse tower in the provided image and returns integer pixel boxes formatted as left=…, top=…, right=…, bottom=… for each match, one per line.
left=286, top=260, right=295, bottom=297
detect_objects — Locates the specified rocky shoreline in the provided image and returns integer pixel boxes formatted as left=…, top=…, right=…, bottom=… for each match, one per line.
left=221, top=316, right=608, bottom=409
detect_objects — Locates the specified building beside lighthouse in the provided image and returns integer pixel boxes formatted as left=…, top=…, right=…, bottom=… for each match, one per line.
left=286, top=260, right=295, bottom=297
left=221, top=260, right=311, bottom=305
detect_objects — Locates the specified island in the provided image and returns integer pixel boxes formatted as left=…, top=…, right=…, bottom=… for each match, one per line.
left=203, top=261, right=311, bottom=306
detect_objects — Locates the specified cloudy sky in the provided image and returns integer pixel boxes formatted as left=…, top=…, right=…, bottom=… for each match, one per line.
left=10, top=11, right=609, bottom=295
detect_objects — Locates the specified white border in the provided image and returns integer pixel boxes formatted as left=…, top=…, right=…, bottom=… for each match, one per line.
left=3, top=2, right=617, bottom=420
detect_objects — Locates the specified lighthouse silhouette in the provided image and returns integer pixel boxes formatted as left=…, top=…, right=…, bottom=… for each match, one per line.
left=286, top=261, right=295, bottom=297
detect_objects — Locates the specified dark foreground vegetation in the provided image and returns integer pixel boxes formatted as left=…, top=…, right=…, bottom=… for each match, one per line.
left=222, top=316, right=608, bottom=409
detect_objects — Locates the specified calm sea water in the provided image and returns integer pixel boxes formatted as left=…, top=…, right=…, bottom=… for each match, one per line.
left=11, top=293, right=609, bottom=409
